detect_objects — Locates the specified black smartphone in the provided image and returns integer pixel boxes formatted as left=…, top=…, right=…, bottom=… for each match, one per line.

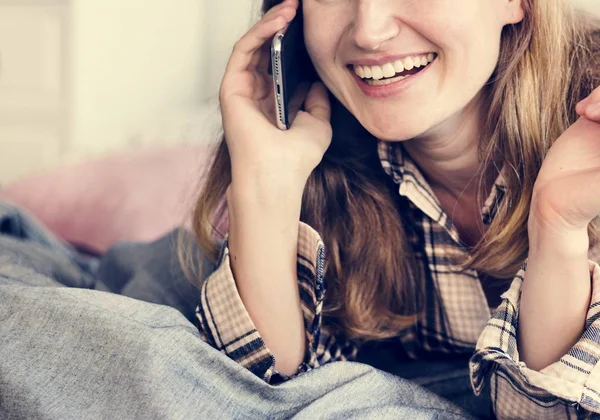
left=270, top=8, right=318, bottom=130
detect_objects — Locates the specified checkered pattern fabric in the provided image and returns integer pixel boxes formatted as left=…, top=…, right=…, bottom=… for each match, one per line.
left=195, top=140, right=600, bottom=418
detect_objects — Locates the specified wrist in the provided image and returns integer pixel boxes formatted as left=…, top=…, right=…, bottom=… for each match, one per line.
left=226, top=179, right=303, bottom=274
left=528, top=208, right=590, bottom=258
left=226, top=178, right=305, bottom=230
left=231, top=166, right=307, bottom=196
left=530, top=183, right=595, bottom=232
left=229, top=177, right=304, bottom=209
left=230, top=158, right=311, bottom=191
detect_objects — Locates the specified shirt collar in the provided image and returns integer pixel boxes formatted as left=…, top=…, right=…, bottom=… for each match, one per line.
left=377, top=140, right=507, bottom=240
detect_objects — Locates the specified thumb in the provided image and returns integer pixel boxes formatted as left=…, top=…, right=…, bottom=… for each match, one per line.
left=291, top=81, right=333, bottom=151
left=303, top=82, right=331, bottom=124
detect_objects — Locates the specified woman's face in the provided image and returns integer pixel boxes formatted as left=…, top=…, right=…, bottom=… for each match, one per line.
left=302, top=0, right=525, bottom=141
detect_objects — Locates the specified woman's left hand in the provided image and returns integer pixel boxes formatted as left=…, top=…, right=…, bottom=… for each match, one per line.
left=531, top=86, right=600, bottom=234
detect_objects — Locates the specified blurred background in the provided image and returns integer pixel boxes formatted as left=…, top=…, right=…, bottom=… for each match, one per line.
left=0, top=0, right=598, bottom=184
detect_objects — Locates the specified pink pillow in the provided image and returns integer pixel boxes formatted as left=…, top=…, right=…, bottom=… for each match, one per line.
left=0, top=145, right=211, bottom=253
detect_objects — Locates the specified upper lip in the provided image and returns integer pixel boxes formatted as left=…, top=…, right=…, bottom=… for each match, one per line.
left=348, top=52, right=435, bottom=67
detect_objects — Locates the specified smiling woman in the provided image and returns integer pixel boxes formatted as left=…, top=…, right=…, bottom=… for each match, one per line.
left=182, top=0, right=600, bottom=419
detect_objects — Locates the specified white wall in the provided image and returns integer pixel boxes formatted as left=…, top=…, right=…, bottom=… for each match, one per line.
left=201, top=0, right=258, bottom=102
left=70, top=0, right=206, bottom=156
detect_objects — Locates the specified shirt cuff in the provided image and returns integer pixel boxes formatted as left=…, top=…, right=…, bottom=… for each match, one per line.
left=195, top=221, right=327, bottom=384
left=470, top=259, right=600, bottom=412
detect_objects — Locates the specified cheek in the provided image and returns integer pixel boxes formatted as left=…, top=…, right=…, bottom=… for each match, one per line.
left=446, top=28, right=502, bottom=90
left=304, top=25, right=337, bottom=75
left=303, top=7, right=350, bottom=77
left=419, top=17, right=502, bottom=89
left=304, top=33, right=327, bottom=70
left=411, top=1, right=503, bottom=62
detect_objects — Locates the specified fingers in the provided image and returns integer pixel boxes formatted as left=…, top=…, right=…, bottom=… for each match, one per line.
left=576, top=85, right=600, bottom=121
left=223, top=0, right=298, bottom=77
left=302, top=82, right=331, bottom=124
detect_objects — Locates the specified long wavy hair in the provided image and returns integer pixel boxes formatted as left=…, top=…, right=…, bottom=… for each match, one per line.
left=180, top=0, right=600, bottom=341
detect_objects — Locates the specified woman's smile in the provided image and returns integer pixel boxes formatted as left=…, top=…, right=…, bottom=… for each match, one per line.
left=348, top=53, right=438, bottom=99
left=350, top=52, right=437, bottom=82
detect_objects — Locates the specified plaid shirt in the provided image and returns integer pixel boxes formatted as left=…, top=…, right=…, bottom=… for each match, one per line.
left=195, top=140, right=600, bottom=419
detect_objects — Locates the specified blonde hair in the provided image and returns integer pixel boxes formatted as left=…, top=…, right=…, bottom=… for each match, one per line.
left=468, top=0, right=600, bottom=275
left=181, top=0, right=600, bottom=341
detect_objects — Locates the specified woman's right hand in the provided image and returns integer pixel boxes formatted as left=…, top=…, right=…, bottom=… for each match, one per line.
left=219, top=0, right=332, bottom=192
left=218, top=2, right=331, bottom=375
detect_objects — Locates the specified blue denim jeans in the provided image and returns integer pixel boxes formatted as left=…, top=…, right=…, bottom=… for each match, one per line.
left=0, top=200, right=486, bottom=419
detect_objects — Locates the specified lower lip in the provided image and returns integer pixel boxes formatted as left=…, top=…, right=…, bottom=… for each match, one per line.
left=351, top=59, right=435, bottom=99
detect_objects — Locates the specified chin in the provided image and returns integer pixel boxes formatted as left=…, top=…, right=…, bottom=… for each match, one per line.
left=361, top=118, right=431, bottom=143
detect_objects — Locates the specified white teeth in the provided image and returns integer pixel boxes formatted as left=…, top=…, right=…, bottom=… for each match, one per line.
left=352, top=53, right=437, bottom=80
left=382, top=63, right=396, bottom=78
left=371, top=66, right=384, bottom=80
left=393, top=60, right=404, bottom=73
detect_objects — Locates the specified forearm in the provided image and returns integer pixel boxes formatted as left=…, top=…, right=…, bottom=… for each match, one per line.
left=226, top=177, right=307, bottom=376
left=519, top=211, right=592, bottom=370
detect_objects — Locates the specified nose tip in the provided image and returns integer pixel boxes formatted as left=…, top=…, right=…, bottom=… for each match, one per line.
left=352, top=8, right=401, bottom=51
